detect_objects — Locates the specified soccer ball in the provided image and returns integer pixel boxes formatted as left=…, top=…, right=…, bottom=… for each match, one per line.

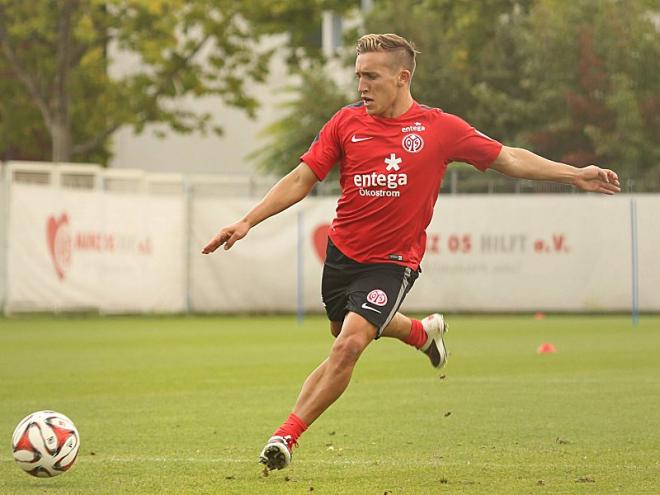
left=11, top=410, right=80, bottom=477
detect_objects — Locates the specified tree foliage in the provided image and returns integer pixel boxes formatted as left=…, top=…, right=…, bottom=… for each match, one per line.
left=256, top=0, right=659, bottom=186
left=0, top=0, right=354, bottom=163
left=365, top=0, right=660, bottom=181
left=249, top=64, right=352, bottom=180
left=517, top=0, right=660, bottom=182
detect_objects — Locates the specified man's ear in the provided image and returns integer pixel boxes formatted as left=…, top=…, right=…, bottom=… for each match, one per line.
left=398, top=69, right=411, bottom=86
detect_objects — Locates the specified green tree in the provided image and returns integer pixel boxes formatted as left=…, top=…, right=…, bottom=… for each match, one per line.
left=363, top=0, right=535, bottom=138
left=516, top=0, right=660, bottom=183
left=256, top=0, right=659, bottom=188
left=0, top=0, right=354, bottom=163
left=364, top=0, right=660, bottom=184
left=254, top=0, right=535, bottom=179
left=0, top=64, right=51, bottom=160
left=249, top=64, right=351, bottom=182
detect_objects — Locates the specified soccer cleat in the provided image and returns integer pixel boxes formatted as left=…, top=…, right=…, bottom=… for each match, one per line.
left=259, top=435, right=292, bottom=470
left=420, top=313, right=448, bottom=368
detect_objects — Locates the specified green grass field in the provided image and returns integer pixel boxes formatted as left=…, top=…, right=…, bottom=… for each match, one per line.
left=0, top=315, right=659, bottom=495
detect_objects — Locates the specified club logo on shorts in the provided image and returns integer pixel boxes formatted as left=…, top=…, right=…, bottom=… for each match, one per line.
left=402, top=133, right=424, bottom=153
left=367, top=289, right=388, bottom=307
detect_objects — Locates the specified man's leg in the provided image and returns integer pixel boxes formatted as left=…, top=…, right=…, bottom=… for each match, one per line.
left=294, top=312, right=374, bottom=422
left=259, top=312, right=375, bottom=470
left=380, top=312, right=449, bottom=369
left=329, top=312, right=448, bottom=368
left=328, top=314, right=408, bottom=340
left=380, top=312, right=413, bottom=341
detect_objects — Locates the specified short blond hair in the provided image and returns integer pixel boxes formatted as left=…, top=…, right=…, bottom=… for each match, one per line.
left=356, top=33, right=419, bottom=75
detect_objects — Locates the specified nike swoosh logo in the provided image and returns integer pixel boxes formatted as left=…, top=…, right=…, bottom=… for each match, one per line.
left=351, top=135, right=373, bottom=143
left=361, top=302, right=382, bottom=314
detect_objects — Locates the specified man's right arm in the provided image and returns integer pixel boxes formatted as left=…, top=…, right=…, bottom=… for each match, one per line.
left=202, top=162, right=318, bottom=253
left=490, top=146, right=620, bottom=194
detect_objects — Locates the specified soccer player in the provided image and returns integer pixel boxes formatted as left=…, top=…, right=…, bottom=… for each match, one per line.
left=202, top=33, right=620, bottom=471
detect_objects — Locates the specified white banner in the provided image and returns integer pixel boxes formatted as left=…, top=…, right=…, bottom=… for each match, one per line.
left=5, top=184, right=658, bottom=314
left=192, top=195, right=660, bottom=313
left=191, top=197, right=303, bottom=312
left=412, top=195, right=633, bottom=311
left=635, top=196, right=660, bottom=311
left=6, top=184, right=186, bottom=313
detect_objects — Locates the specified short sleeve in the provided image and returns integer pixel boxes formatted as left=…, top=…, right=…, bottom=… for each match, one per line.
left=444, top=113, right=503, bottom=171
left=300, top=111, right=343, bottom=181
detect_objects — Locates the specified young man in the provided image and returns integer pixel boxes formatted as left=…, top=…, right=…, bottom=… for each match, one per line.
left=202, top=33, right=620, bottom=471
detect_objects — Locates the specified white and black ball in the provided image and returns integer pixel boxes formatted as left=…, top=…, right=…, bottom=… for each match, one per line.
left=11, top=410, right=80, bottom=477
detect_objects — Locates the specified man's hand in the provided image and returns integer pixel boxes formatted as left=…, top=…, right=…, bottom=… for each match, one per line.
left=202, top=219, right=250, bottom=254
left=201, top=163, right=318, bottom=255
left=574, top=165, right=621, bottom=195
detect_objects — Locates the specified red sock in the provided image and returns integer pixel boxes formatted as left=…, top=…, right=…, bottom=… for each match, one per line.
left=273, top=412, right=308, bottom=446
left=404, top=319, right=428, bottom=349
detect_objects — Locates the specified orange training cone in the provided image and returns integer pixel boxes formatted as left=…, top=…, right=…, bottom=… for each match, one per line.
left=537, top=343, right=557, bottom=354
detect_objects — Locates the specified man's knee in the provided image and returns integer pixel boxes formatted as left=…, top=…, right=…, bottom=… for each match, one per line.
left=331, top=321, right=373, bottom=364
left=331, top=334, right=367, bottom=368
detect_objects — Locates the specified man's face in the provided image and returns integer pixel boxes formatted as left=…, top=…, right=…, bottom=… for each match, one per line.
left=355, top=51, right=407, bottom=117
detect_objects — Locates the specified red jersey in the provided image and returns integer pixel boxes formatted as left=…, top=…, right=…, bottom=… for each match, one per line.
left=301, top=101, right=502, bottom=270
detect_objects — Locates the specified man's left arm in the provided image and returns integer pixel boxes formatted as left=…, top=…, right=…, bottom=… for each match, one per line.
left=490, top=146, right=621, bottom=195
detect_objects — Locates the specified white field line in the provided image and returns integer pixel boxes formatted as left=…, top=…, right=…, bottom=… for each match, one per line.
left=0, top=456, right=650, bottom=469
left=404, top=376, right=660, bottom=385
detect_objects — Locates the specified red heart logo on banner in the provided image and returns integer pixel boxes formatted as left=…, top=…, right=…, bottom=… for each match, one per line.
left=46, top=213, right=71, bottom=280
left=312, top=224, right=330, bottom=263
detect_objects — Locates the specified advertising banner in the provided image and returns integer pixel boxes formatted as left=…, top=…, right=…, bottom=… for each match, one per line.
left=190, top=197, right=303, bottom=312
left=410, top=195, right=633, bottom=311
left=6, top=184, right=185, bottom=313
left=634, top=195, right=660, bottom=311
left=5, top=182, right=658, bottom=314
left=192, top=195, right=659, bottom=313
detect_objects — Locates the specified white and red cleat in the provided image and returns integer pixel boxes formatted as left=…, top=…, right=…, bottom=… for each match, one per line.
left=259, top=435, right=293, bottom=470
left=420, top=313, right=448, bottom=368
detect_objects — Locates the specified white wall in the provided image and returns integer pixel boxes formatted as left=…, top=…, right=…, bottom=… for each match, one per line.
left=4, top=167, right=657, bottom=315
left=191, top=194, right=659, bottom=313
left=108, top=35, right=300, bottom=176
left=2, top=162, right=188, bottom=314
left=6, top=183, right=186, bottom=313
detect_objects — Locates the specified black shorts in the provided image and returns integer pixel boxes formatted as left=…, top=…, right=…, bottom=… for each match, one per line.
left=321, top=238, right=419, bottom=338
